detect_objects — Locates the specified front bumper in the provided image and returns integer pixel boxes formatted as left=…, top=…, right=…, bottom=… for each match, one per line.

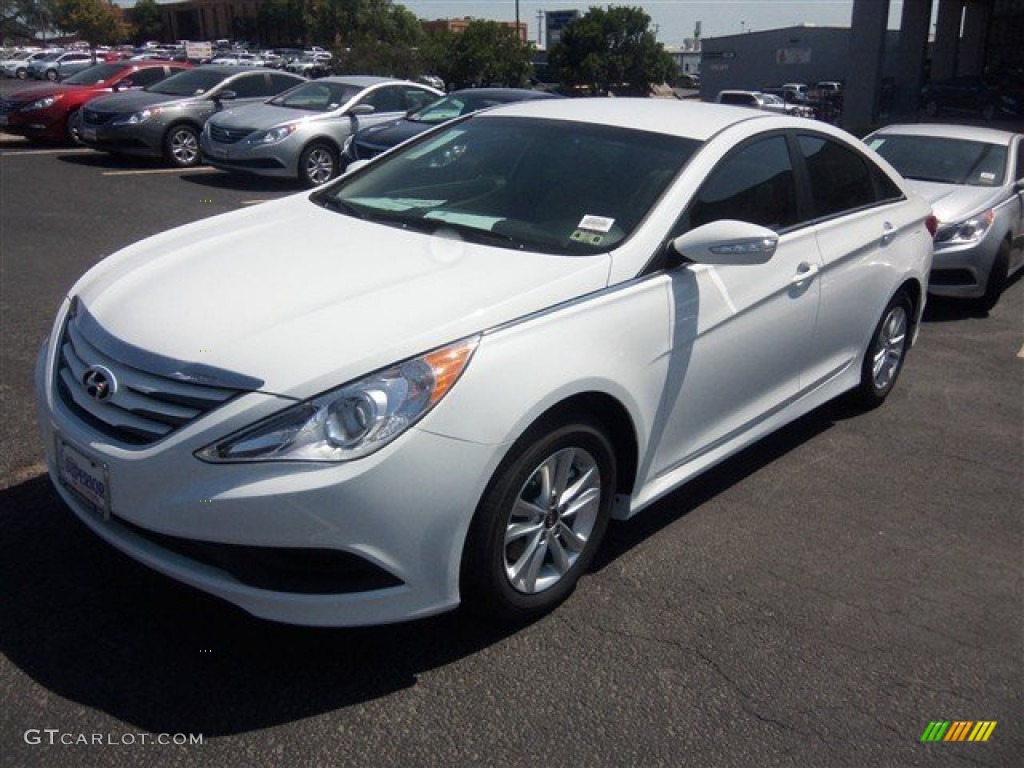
left=200, top=133, right=295, bottom=178
left=34, top=314, right=504, bottom=626
left=78, top=120, right=164, bottom=157
left=0, top=107, right=65, bottom=141
left=927, top=233, right=1002, bottom=299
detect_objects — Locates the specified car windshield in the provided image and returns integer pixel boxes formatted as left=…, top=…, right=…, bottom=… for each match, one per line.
left=63, top=62, right=125, bottom=84
left=147, top=69, right=227, bottom=96
left=869, top=135, right=1007, bottom=186
left=411, top=93, right=515, bottom=125
left=315, top=115, right=699, bottom=255
left=268, top=81, right=360, bottom=111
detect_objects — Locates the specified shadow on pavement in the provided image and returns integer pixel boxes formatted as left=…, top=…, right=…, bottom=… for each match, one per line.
left=0, top=399, right=841, bottom=736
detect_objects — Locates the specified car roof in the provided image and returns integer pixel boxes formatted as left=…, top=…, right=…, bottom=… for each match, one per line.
left=447, top=87, right=556, bottom=99
left=193, top=64, right=280, bottom=75
left=476, top=98, right=777, bottom=141
left=872, top=122, right=1017, bottom=145
left=315, top=75, right=396, bottom=87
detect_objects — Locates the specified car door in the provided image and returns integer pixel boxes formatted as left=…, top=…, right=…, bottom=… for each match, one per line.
left=649, top=133, right=822, bottom=477
left=794, top=132, right=915, bottom=388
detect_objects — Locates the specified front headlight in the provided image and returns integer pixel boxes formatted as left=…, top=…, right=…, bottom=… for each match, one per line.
left=114, top=107, right=160, bottom=125
left=252, top=124, right=296, bottom=145
left=939, top=209, right=995, bottom=244
left=196, top=336, right=479, bottom=463
left=23, top=94, right=63, bottom=111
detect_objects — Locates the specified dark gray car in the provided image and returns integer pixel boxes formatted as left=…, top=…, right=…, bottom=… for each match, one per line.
left=77, top=66, right=306, bottom=167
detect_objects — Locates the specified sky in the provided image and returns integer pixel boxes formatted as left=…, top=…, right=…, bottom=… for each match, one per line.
left=112, top=2, right=920, bottom=48
left=392, top=1, right=913, bottom=46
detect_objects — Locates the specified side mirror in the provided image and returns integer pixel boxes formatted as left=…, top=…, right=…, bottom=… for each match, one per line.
left=671, top=219, right=779, bottom=265
left=214, top=89, right=236, bottom=104
left=348, top=104, right=375, bottom=116
left=114, top=79, right=133, bottom=91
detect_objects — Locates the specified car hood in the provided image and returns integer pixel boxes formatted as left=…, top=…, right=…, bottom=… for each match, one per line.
left=6, top=82, right=71, bottom=100
left=356, top=118, right=429, bottom=148
left=904, top=179, right=1008, bottom=223
left=71, top=194, right=611, bottom=398
left=86, top=89, right=194, bottom=114
left=210, top=103, right=321, bottom=131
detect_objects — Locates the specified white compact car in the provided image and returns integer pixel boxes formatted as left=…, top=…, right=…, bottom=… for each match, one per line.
left=35, top=100, right=934, bottom=626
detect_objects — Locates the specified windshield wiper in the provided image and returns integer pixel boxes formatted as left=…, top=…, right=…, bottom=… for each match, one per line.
left=318, top=197, right=367, bottom=219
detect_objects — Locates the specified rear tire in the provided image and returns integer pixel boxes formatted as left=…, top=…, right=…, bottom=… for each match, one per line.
left=15, top=67, right=27, bottom=80
left=853, top=290, right=913, bottom=409
left=461, top=413, right=616, bottom=624
left=45, top=68, right=59, bottom=82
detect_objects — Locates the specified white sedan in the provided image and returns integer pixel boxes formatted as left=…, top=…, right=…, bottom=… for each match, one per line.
left=35, top=100, right=934, bottom=626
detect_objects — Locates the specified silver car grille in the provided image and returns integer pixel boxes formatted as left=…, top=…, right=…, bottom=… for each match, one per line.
left=54, top=303, right=254, bottom=446
left=208, top=124, right=251, bottom=144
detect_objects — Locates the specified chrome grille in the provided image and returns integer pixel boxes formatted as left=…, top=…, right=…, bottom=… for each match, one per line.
left=209, top=124, right=251, bottom=144
left=55, top=304, right=248, bottom=446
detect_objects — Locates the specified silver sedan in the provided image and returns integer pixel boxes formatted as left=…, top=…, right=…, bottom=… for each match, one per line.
left=867, top=123, right=1024, bottom=310
left=200, top=76, right=441, bottom=186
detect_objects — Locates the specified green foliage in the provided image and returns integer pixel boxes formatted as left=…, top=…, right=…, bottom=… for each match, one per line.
left=425, top=20, right=531, bottom=90
left=548, top=5, right=675, bottom=94
left=127, top=0, right=162, bottom=44
left=1, top=0, right=55, bottom=42
left=53, top=0, right=130, bottom=46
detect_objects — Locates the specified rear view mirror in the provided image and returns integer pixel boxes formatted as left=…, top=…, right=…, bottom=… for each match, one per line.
left=671, top=220, right=779, bottom=265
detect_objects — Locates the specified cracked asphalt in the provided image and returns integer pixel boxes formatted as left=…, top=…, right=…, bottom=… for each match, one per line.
left=1, top=95, right=1021, bottom=767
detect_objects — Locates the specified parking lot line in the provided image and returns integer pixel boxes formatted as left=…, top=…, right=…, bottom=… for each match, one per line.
left=0, top=148, right=93, bottom=156
left=101, top=167, right=219, bottom=176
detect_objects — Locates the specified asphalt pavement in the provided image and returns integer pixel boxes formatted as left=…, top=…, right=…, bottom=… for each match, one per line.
left=0, top=80, right=1021, bottom=767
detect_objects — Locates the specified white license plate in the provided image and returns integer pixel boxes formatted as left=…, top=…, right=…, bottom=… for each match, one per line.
left=57, top=437, right=110, bottom=518
left=82, top=126, right=96, bottom=142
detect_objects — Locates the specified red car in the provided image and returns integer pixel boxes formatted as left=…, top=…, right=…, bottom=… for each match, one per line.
left=0, top=60, right=191, bottom=144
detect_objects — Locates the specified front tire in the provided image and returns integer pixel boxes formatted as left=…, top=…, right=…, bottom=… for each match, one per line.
left=163, top=124, right=200, bottom=167
left=15, top=67, right=27, bottom=80
left=853, top=290, right=913, bottom=408
left=299, top=142, right=338, bottom=187
left=65, top=109, right=81, bottom=145
left=977, top=239, right=1010, bottom=312
left=461, top=414, right=616, bottom=623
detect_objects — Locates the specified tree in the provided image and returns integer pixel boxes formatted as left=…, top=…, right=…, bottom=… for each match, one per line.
left=548, top=5, right=675, bottom=94
left=127, top=0, right=163, bottom=44
left=1, top=0, right=56, bottom=43
left=53, top=0, right=130, bottom=47
left=425, top=20, right=532, bottom=90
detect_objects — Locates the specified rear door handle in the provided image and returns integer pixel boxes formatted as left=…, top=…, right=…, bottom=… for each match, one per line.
left=791, top=262, right=820, bottom=285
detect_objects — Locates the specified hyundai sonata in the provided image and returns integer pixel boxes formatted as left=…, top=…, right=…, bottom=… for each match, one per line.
left=36, top=100, right=934, bottom=626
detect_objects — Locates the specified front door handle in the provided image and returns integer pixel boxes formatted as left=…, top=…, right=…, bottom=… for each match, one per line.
left=791, top=262, right=820, bottom=285
left=881, top=221, right=895, bottom=245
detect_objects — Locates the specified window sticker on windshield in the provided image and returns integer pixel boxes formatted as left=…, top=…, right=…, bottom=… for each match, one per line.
left=571, top=230, right=605, bottom=246
left=979, top=172, right=996, bottom=182
left=578, top=215, right=615, bottom=233
left=424, top=211, right=504, bottom=229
